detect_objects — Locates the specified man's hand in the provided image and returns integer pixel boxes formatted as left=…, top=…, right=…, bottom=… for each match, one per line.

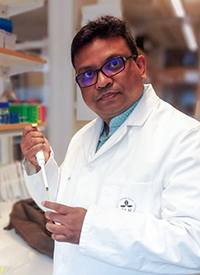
left=20, top=125, right=51, bottom=169
left=42, top=201, right=87, bottom=244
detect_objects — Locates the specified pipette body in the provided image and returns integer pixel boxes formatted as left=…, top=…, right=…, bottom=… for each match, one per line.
left=35, top=150, right=50, bottom=201
left=31, top=123, right=50, bottom=201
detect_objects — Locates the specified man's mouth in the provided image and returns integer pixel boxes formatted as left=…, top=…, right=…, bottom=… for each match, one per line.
left=98, top=92, right=119, bottom=101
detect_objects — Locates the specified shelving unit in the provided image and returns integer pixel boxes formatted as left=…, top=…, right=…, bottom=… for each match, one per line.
left=0, top=0, right=47, bottom=163
left=157, top=67, right=198, bottom=85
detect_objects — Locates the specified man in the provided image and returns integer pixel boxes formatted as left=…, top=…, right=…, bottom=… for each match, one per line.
left=20, top=16, right=200, bottom=275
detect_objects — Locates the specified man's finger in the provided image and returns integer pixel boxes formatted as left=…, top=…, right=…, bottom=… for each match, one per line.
left=22, top=125, right=41, bottom=137
left=46, top=221, right=65, bottom=234
left=45, top=210, right=65, bottom=224
left=42, top=201, right=73, bottom=215
left=51, top=234, right=69, bottom=242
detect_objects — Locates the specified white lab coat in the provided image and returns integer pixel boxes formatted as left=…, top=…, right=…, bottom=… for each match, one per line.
left=23, top=84, right=200, bottom=275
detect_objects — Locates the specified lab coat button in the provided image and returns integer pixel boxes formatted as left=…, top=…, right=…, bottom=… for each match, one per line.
left=60, top=255, right=68, bottom=265
left=88, top=164, right=95, bottom=171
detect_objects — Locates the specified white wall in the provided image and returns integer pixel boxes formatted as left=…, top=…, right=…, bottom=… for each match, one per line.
left=47, top=0, right=74, bottom=165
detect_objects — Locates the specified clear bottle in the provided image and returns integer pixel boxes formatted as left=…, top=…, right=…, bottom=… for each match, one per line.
left=0, top=102, right=9, bottom=124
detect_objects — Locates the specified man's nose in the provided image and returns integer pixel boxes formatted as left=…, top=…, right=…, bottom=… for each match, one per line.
left=96, top=70, right=113, bottom=89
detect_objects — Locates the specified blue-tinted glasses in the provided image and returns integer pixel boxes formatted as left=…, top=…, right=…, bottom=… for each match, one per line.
left=76, top=55, right=137, bottom=88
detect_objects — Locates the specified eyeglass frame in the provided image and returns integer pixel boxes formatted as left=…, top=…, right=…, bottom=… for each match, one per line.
left=75, top=54, right=138, bottom=88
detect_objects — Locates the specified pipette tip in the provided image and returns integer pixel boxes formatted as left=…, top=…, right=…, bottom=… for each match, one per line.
left=46, top=187, right=50, bottom=201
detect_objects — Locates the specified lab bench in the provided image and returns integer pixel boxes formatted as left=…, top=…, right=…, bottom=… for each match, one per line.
left=0, top=200, right=53, bottom=275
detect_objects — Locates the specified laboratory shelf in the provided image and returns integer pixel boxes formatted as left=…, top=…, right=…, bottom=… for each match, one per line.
left=0, top=122, right=46, bottom=136
left=157, top=66, right=198, bottom=84
left=0, top=47, right=46, bottom=76
left=0, top=0, right=47, bottom=162
left=0, top=0, right=46, bottom=19
left=0, top=47, right=46, bottom=66
left=0, top=122, right=45, bottom=130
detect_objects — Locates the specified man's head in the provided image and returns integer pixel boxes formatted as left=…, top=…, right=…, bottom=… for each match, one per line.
left=71, top=16, right=146, bottom=124
left=71, top=16, right=138, bottom=67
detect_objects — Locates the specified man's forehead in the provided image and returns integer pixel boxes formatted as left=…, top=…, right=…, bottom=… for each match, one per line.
left=74, top=37, right=130, bottom=71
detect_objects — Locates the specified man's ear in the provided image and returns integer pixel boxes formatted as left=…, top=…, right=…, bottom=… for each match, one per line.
left=136, top=55, right=147, bottom=79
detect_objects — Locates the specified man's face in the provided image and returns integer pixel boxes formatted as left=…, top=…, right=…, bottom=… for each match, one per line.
left=74, top=37, right=146, bottom=124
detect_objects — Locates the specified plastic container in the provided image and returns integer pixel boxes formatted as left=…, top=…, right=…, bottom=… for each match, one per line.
left=0, top=102, right=9, bottom=124
left=8, top=102, right=46, bottom=124
left=38, top=104, right=42, bottom=123
left=9, top=103, right=28, bottom=123
left=27, top=104, right=38, bottom=123
left=9, top=112, right=19, bottom=124
left=0, top=18, right=13, bottom=33
left=42, top=105, right=46, bottom=122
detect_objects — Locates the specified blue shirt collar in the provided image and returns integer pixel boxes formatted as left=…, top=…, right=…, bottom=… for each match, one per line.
left=97, top=84, right=149, bottom=150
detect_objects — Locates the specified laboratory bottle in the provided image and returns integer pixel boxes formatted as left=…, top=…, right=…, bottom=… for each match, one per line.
left=0, top=102, right=9, bottom=124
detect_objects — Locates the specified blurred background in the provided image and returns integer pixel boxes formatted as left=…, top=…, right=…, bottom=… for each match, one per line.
left=1, top=0, right=200, bottom=165
left=0, top=1, right=200, bottom=273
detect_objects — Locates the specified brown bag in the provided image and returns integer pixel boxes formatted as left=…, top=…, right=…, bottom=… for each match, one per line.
left=4, top=198, right=54, bottom=258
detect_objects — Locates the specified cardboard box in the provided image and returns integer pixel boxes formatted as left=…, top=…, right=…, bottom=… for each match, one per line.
left=0, top=29, right=5, bottom=47
left=4, top=32, right=16, bottom=50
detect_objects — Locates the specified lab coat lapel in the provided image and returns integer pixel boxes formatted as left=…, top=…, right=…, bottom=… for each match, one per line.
left=82, top=116, right=128, bottom=162
left=82, top=117, right=102, bottom=162
left=125, top=84, right=160, bottom=127
left=94, top=123, right=128, bottom=158
left=95, top=85, right=160, bottom=156
left=82, top=85, right=159, bottom=162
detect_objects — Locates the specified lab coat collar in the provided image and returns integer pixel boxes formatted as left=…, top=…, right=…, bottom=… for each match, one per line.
left=125, top=84, right=159, bottom=127
left=82, top=84, right=159, bottom=161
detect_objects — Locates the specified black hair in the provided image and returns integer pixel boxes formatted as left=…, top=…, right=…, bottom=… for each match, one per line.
left=71, top=15, right=138, bottom=67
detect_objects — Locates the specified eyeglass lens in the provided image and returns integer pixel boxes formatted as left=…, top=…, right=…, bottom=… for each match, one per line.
left=102, top=57, right=125, bottom=76
left=77, top=57, right=125, bottom=88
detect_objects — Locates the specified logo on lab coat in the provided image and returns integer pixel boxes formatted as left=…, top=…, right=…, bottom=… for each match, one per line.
left=117, top=198, right=136, bottom=212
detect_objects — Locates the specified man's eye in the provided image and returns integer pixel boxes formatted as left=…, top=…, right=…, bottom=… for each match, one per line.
left=105, top=58, right=122, bottom=71
left=84, top=71, right=95, bottom=78
left=110, top=60, right=120, bottom=67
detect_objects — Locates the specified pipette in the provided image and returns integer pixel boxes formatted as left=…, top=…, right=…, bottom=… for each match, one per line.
left=31, top=123, right=51, bottom=201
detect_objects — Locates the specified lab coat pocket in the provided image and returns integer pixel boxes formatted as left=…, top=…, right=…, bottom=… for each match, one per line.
left=98, top=180, right=153, bottom=214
